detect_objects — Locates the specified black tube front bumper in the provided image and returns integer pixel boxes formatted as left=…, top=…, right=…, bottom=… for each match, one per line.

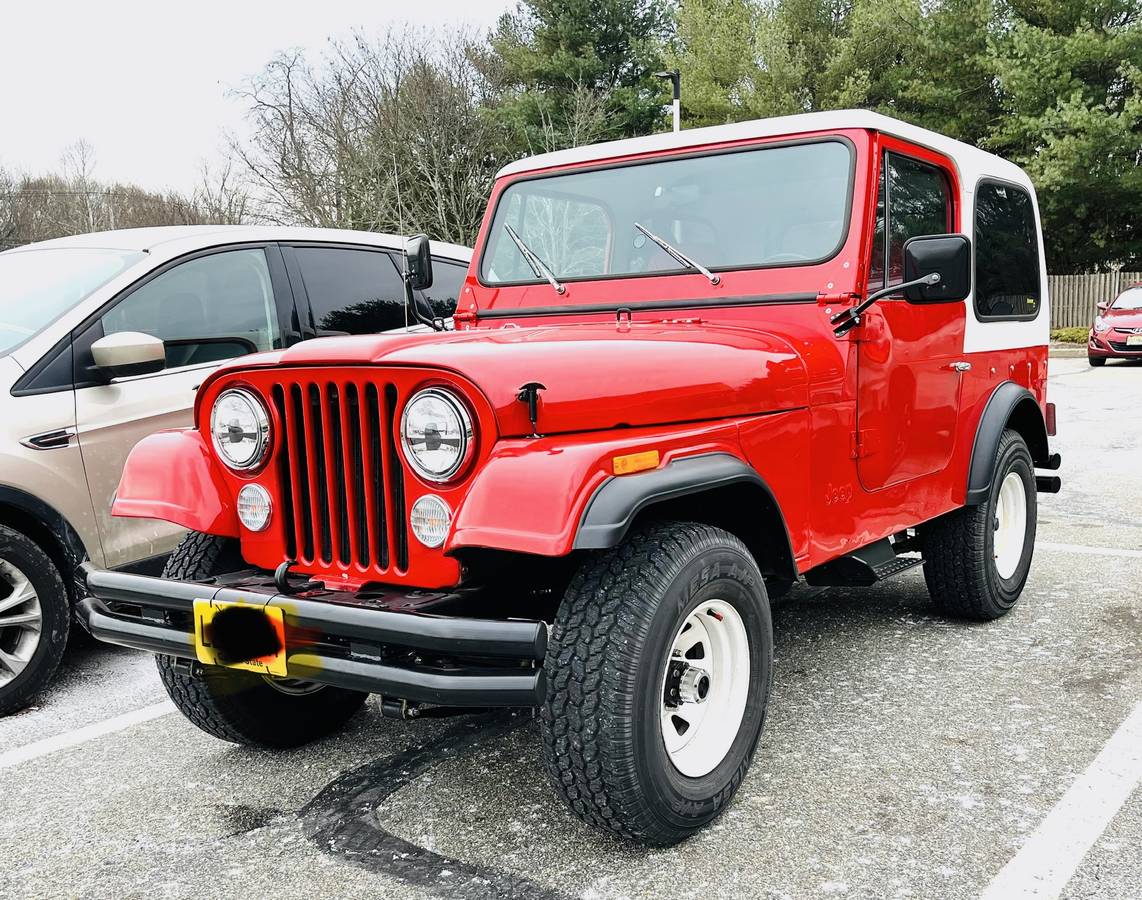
left=78, top=565, right=546, bottom=707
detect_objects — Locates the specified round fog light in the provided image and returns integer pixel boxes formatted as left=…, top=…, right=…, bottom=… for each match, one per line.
left=410, top=495, right=452, bottom=548
left=237, top=484, right=273, bottom=532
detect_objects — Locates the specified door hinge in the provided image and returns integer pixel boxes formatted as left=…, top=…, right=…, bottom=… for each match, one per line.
left=851, top=429, right=875, bottom=459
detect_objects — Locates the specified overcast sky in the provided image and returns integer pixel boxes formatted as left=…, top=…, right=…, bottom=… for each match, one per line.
left=0, top=0, right=511, bottom=193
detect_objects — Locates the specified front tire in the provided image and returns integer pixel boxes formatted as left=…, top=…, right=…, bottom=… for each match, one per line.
left=921, top=429, right=1037, bottom=620
left=156, top=531, right=367, bottom=748
left=0, top=526, right=69, bottom=716
left=1088, top=355, right=1106, bottom=367
left=541, top=521, right=773, bottom=845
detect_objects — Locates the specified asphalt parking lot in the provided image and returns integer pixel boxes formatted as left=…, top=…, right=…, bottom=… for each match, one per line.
left=2, top=356, right=1139, bottom=900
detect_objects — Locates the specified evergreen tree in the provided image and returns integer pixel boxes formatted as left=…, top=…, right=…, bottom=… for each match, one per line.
left=483, top=0, right=674, bottom=152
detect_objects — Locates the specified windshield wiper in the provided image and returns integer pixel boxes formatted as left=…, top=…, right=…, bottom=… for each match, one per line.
left=634, top=222, right=720, bottom=286
left=504, top=224, right=565, bottom=295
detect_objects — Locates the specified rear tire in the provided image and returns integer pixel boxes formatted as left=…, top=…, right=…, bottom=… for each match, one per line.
left=156, top=531, right=367, bottom=748
left=1088, top=356, right=1106, bottom=367
left=0, top=526, right=69, bottom=717
left=921, top=429, right=1036, bottom=620
left=541, top=521, right=773, bottom=846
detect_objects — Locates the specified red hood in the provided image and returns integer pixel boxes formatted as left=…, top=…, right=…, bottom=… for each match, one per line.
left=212, top=322, right=809, bottom=437
left=1105, top=306, right=1142, bottom=329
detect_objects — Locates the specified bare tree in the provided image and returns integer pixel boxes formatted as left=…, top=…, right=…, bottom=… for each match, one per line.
left=231, top=27, right=511, bottom=245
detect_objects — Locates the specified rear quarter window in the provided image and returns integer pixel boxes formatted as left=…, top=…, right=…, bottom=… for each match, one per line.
left=974, top=181, right=1041, bottom=321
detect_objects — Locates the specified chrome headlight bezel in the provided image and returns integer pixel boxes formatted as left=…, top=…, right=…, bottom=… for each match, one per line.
left=210, top=387, right=271, bottom=472
left=400, top=387, right=474, bottom=483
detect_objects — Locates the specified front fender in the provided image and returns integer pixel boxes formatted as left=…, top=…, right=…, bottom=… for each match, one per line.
left=112, top=429, right=239, bottom=536
left=448, top=420, right=747, bottom=557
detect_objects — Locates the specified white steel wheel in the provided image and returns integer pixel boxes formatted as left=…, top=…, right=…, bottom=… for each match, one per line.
left=660, top=598, right=750, bottom=778
left=993, top=471, right=1028, bottom=580
left=0, top=557, right=43, bottom=689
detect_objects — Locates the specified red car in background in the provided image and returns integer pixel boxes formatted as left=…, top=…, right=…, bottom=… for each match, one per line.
left=1089, top=284, right=1142, bottom=366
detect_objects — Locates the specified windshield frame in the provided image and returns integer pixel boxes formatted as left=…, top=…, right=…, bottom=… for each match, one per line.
left=477, top=134, right=857, bottom=291
left=0, top=245, right=147, bottom=358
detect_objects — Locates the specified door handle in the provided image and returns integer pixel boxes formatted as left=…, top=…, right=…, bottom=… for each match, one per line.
left=948, top=361, right=972, bottom=373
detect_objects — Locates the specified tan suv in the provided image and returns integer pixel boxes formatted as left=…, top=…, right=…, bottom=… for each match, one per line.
left=0, top=225, right=470, bottom=714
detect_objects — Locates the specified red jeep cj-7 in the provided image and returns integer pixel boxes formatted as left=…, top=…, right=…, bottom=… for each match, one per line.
left=80, top=110, right=1060, bottom=845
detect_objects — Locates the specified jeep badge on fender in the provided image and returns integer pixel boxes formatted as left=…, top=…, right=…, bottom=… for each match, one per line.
left=78, top=110, right=1059, bottom=846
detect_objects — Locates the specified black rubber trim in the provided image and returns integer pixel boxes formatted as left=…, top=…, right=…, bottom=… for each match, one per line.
left=0, top=485, right=88, bottom=573
left=965, top=382, right=1049, bottom=505
left=80, top=564, right=547, bottom=660
left=475, top=292, right=818, bottom=320
left=573, top=452, right=795, bottom=561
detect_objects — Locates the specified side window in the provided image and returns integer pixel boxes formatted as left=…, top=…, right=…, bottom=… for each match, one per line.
left=868, top=153, right=952, bottom=289
left=974, top=182, right=1041, bottom=320
left=101, top=248, right=280, bottom=369
left=420, top=260, right=468, bottom=319
left=294, top=247, right=408, bottom=334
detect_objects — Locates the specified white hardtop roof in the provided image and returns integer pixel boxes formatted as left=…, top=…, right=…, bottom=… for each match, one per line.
left=8, top=225, right=471, bottom=262
left=496, top=109, right=1029, bottom=187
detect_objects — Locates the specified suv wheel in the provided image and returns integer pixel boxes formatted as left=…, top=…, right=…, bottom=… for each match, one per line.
left=921, top=428, right=1037, bottom=620
left=155, top=531, right=368, bottom=748
left=0, top=525, right=70, bottom=716
left=1088, top=355, right=1106, bottom=367
left=541, top=521, right=773, bottom=845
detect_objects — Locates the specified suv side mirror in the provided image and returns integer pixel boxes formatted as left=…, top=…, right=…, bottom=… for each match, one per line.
left=405, top=234, right=434, bottom=291
left=903, top=234, right=971, bottom=303
left=91, top=331, right=166, bottom=379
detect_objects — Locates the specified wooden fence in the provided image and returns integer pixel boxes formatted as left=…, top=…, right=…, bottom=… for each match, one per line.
left=1048, top=272, right=1141, bottom=329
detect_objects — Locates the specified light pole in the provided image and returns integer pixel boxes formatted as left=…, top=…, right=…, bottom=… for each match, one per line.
left=655, top=69, right=681, bottom=133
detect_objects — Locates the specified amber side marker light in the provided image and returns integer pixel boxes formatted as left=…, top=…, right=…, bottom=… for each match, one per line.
left=613, top=450, right=661, bottom=476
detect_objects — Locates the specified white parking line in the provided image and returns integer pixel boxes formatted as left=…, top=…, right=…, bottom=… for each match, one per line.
left=980, top=700, right=1142, bottom=900
left=0, top=700, right=174, bottom=770
left=1037, top=541, right=1142, bottom=559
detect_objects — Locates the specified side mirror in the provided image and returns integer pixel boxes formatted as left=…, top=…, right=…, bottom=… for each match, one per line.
left=404, top=234, right=434, bottom=291
left=903, top=234, right=971, bottom=303
left=1097, top=301, right=1109, bottom=313
left=91, top=332, right=165, bottom=379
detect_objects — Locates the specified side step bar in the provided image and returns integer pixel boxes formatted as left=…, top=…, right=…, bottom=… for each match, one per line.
left=804, top=538, right=923, bottom=588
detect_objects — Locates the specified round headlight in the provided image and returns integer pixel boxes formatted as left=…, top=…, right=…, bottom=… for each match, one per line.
left=410, top=495, right=452, bottom=548
left=400, top=388, right=473, bottom=482
left=211, top=388, right=270, bottom=470
left=237, top=484, right=273, bottom=532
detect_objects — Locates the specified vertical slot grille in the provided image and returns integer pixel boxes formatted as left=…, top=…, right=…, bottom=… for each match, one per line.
left=272, top=377, right=404, bottom=577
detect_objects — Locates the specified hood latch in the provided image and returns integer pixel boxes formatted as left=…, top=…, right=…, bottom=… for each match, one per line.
left=517, top=382, right=546, bottom=436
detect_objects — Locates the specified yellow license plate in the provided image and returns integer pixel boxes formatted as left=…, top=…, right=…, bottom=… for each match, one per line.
left=193, top=598, right=287, bottom=677
left=1127, top=334, right=1142, bottom=347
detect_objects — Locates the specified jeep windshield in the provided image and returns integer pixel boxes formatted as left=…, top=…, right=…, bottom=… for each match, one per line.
left=0, top=247, right=144, bottom=355
left=480, top=139, right=853, bottom=294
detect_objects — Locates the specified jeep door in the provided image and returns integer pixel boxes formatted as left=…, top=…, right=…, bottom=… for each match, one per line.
left=855, top=143, right=964, bottom=491
left=72, top=245, right=294, bottom=568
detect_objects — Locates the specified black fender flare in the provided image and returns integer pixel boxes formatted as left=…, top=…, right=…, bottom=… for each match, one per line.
left=0, top=485, right=90, bottom=580
left=965, top=382, right=1049, bottom=505
left=572, top=452, right=798, bottom=581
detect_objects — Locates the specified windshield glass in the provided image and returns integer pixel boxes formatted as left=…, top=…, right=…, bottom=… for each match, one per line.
left=480, top=139, right=852, bottom=293
left=1113, top=287, right=1142, bottom=310
left=0, top=247, right=144, bottom=355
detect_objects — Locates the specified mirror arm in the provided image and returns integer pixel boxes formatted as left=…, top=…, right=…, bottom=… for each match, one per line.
left=831, top=273, right=942, bottom=336
left=403, top=275, right=445, bottom=332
